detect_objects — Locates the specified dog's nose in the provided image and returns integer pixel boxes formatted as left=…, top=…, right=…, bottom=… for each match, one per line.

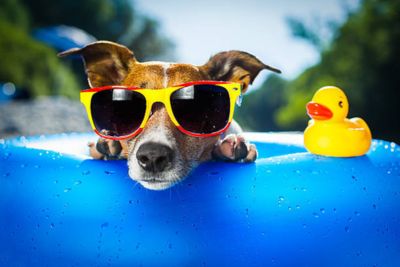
left=136, top=142, right=174, bottom=173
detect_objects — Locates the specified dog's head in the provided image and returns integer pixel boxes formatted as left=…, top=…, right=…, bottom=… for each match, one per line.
left=62, top=41, right=279, bottom=190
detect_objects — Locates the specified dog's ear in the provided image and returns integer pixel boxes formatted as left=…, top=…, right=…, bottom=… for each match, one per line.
left=200, top=51, right=281, bottom=93
left=58, top=41, right=136, bottom=88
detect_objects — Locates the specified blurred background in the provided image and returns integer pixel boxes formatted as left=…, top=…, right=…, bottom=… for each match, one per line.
left=0, top=0, right=398, bottom=142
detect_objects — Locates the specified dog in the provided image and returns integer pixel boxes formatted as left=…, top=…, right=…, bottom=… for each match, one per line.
left=60, top=41, right=280, bottom=190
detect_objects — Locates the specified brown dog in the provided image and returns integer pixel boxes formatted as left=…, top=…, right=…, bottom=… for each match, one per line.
left=60, top=41, right=280, bottom=190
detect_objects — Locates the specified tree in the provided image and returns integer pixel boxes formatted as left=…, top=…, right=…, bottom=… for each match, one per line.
left=0, top=21, right=80, bottom=98
left=276, top=0, right=400, bottom=141
left=235, top=75, right=287, bottom=132
left=0, top=0, right=29, bottom=30
left=0, top=0, right=175, bottom=99
left=21, top=0, right=174, bottom=60
left=0, top=0, right=80, bottom=98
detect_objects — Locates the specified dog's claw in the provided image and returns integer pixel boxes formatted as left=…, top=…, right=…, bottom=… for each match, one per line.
left=243, top=143, right=257, bottom=162
left=212, top=134, right=257, bottom=162
left=87, top=137, right=126, bottom=160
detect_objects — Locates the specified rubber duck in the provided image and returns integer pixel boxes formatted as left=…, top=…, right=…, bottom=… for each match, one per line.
left=304, top=86, right=371, bottom=157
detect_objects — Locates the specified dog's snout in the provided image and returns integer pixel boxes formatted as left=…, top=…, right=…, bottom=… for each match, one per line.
left=136, top=142, right=174, bottom=173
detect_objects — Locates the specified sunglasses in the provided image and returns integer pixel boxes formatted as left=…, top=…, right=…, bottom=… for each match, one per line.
left=80, top=81, right=242, bottom=140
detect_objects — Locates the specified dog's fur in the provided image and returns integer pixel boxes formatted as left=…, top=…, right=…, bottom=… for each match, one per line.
left=60, top=41, right=280, bottom=190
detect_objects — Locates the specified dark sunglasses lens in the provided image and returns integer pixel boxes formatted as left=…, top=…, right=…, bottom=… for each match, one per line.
left=170, top=84, right=230, bottom=134
left=91, top=89, right=146, bottom=137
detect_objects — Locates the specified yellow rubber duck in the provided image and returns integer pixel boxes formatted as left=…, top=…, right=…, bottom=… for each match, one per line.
left=304, top=86, right=372, bottom=157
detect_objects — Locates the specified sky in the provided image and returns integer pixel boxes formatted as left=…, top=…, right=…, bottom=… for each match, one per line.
left=135, top=0, right=359, bottom=87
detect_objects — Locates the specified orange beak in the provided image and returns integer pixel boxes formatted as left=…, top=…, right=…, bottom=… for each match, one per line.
left=306, top=102, right=333, bottom=120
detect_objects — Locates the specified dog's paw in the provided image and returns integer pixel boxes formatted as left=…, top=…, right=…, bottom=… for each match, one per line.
left=88, top=135, right=127, bottom=160
left=212, top=134, right=257, bottom=163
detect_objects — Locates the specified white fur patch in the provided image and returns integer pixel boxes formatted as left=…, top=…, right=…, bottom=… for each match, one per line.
left=224, top=119, right=243, bottom=135
left=127, top=112, right=188, bottom=190
left=136, top=121, right=172, bottom=147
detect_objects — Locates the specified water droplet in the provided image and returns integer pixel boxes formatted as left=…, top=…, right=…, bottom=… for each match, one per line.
left=277, top=196, right=285, bottom=206
left=354, top=211, right=360, bottom=216
left=54, top=180, right=58, bottom=184
left=50, top=223, right=55, bottom=229
left=74, top=180, right=82, bottom=186
left=384, top=144, right=389, bottom=149
left=101, top=222, right=109, bottom=228
left=104, top=170, right=115, bottom=175
left=320, top=208, right=325, bottom=214
left=387, top=170, right=392, bottom=175
left=296, top=205, right=301, bottom=210
left=372, top=204, right=377, bottom=209
left=63, top=188, right=71, bottom=193
left=288, top=206, right=292, bottom=211
left=345, top=226, right=350, bottom=232
left=313, top=212, right=319, bottom=218
left=208, top=171, right=219, bottom=176
left=390, top=142, right=396, bottom=148
left=82, top=170, right=90, bottom=175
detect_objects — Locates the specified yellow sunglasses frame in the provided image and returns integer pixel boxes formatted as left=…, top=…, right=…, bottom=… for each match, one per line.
left=80, top=81, right=242, bottom=140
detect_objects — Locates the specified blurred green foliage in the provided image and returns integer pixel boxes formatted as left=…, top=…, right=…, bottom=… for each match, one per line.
left=235, top=75, right=288, bottom=132
left=236, top=0, right=400, bottom=142
left=0, top=0, right=29, bottom=30
left=21, top=0, right=174, bottom=61
left=0, top=0, right=174, bottom=99
left=0, top=20, right=80, bottom=98
left=0, top=0, right=79, bottom=98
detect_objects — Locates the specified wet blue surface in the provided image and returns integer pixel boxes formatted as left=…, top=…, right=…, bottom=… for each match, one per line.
left=0, top=133, right=399, bottom=267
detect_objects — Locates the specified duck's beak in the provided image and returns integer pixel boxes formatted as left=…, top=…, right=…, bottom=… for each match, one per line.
left=306, top=102, right=333, bottom=120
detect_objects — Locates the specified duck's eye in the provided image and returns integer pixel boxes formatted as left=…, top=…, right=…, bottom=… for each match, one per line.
left=338, top=101, right=343, bottom=108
